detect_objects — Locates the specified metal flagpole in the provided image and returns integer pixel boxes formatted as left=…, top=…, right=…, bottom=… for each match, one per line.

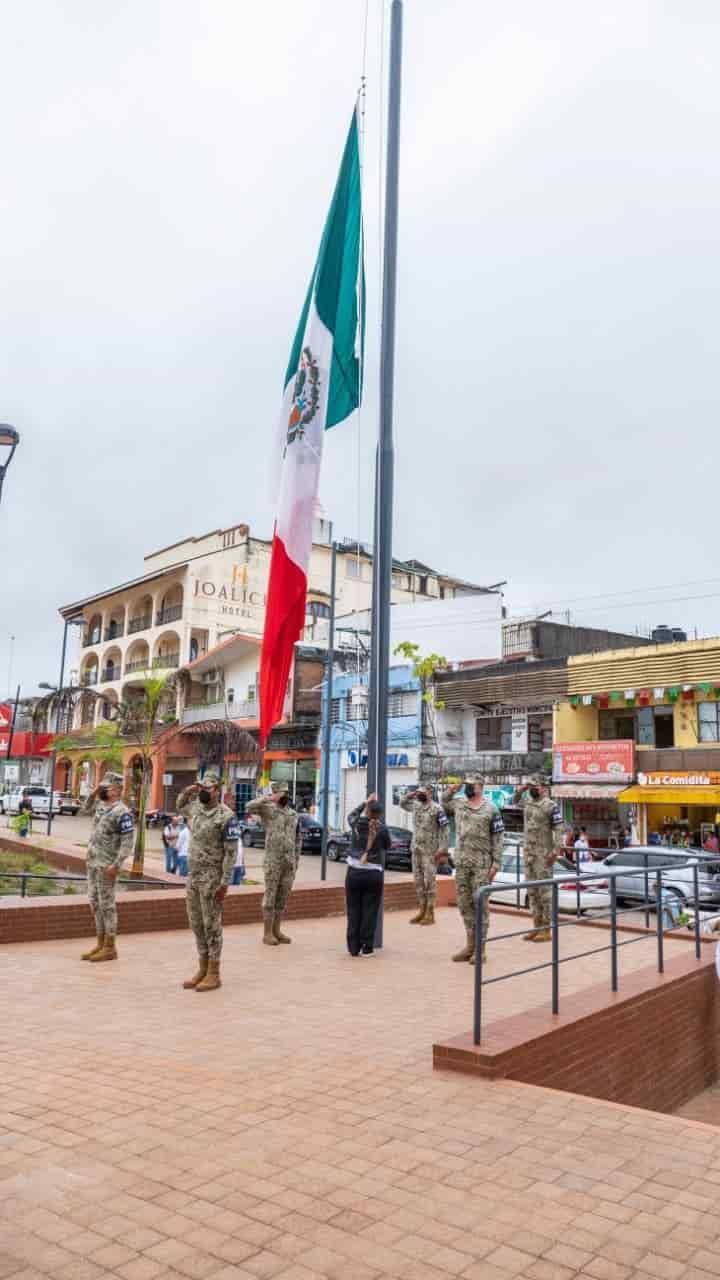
left=320, top=530, right=338, bottom=881
left=369, top=0, right=403, bottom=948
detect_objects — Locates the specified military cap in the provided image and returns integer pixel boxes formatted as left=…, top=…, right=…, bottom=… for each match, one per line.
left=464, top=773, right=485, bottom=784
left=199, top=768, right=222, bottom=786
left=528, top=773, right=545, bottom=786
left=270, top=781, right=289, bottom=795
left=102, top=772, right=124, bottom=788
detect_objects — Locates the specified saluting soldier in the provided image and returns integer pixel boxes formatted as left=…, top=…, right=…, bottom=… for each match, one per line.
left=400, top=787, right=449, bottom=925
left=442, top=775, right=504, bottom=963
left=513, top=775, right=563, bottom=942
left=81, top=771, right=134, bottom=963
left=177, top=769, right=240, bottom=991
left=246, top=784, right=302, bottom=947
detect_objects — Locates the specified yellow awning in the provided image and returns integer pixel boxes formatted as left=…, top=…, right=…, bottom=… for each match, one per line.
left=617, top=786, right=720, bottom=805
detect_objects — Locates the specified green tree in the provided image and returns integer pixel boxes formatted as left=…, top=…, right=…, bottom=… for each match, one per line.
left=53, top=721, right=124, bottom=774
left=119, top=675, right=177, bottom=876
left=392, top=642, right=448, bottom=758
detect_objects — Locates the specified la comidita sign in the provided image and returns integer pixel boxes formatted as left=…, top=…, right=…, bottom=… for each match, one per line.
left=638, top=771, right=720, bottom=787
left=553, top=740, right=634, bottom=784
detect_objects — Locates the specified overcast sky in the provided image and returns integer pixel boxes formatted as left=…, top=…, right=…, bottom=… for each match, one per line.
left=2, top=0, right=720, bottom=696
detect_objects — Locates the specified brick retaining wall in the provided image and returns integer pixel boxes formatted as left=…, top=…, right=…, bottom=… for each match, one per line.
left=433, top=947, right=720, bottom=1114
left=0, top=877, right=419, bottom=944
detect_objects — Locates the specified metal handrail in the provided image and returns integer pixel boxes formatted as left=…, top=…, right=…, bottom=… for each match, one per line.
left=0, top=871, right=185, bottom=898
left=472, top=858, right=704, bottom=1045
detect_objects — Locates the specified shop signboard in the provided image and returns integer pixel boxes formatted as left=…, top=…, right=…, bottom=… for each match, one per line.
left=484, top=785, right=516, bottom=809
left=553, top=740, right=634, bottom=784
left=637, top=770, right=720, bottom=787
left=511, top=713, right=528, bottom=754
left=342, top=748, right=418, bottom=770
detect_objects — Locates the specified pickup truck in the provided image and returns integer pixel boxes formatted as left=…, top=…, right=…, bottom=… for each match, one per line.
left=1, top=785, right=64, bottom=816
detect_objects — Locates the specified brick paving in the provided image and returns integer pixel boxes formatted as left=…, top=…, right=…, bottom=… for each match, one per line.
left=2, top=909, right=720, bottom=1279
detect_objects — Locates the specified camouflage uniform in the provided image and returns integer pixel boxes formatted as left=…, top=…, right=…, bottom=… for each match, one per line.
left=400, top=794, right=448, bottom=913
left=514, top=788, right=563, bottom=929
left=442, top=789, right=504, bottom=950
left=177, top=786, right=240, bottom=962
left=82, top=794, right=134, bottom=937
left=246, top=795, right=301, bottom=924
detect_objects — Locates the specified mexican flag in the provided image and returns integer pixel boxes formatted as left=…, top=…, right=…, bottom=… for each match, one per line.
left=259, top=107, right=364, bottom=745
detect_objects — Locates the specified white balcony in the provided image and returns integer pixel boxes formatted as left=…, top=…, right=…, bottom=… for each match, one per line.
left=182, top=699, right=259, bottom=725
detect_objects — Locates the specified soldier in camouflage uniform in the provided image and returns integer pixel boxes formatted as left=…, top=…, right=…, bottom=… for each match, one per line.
left=400, top=787, right=449, bottom=925
left=246, top=784, right=302, bottom=947
left=513, top=775, right=563, bottom=942
left=442, top=775, right=504, bottom=963
left=81, top=771, right=134, bottom=962
left=177, top=769, right=240, bottom=991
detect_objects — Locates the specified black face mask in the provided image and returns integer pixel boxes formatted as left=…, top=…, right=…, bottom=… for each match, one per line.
left=198, top=788, right=211, bottom=804
left=415, top=791, right=427, bottom=804
left=529, top=786, right=541, bottom=800
left=98, top=786, right=110, bottom=801
left=464, top=783, right=476, bottom=798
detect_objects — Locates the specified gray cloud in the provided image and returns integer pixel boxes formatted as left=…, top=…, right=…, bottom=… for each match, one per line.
left=2, top=0, right=719, bottom=695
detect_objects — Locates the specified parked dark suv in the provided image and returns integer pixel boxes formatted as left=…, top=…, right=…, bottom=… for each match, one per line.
left=325, top=825, right=415, bottom=871
left=241, top=811, right=323, bottom=854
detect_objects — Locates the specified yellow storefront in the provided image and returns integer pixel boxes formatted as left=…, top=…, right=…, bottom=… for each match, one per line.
left=617, top=774, right=720, bottom=847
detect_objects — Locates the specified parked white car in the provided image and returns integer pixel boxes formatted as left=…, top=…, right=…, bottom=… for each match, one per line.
left=1, top=785, right=63, bottom=816
left=492, top=844, right=611, bottom=914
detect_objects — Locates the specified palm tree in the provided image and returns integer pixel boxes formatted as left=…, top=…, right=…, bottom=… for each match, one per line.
left=118, top=674, right=178, bottom=877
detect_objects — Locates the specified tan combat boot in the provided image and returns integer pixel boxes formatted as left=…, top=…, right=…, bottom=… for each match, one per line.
left=273, top=915, right=292, bottom=944
left=89, top=936, right=117, bottom=962
left=523, top=929, right=539, bottom=941
left=195, top=959, right=221, bottom=991
left=420, top=905, right=435, bottom=925
left=82, top=934, right=104, bottom=960
left=531, top=929, right=552, bottom=942
left=263, top=916, right=279, bottom=946
left=468, top=948, right=487, bottom=964
left=183, top=957, right=208, bottom=989
left=409, top=902, right=426, bottom=924
left=452, top=932, right=475, bottom=962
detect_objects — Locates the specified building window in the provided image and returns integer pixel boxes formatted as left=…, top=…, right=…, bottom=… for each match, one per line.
left=348, top=699, right=368, bottom=722
left=247, top=686, right=255, bottom=703
left=475, top=716, right=511, bottom=751
left=387, top=691, right=418, bottom=717
left=600, top=707, right=675, bottom=747
left=330, top=697, right=345, bottom=723
left=346, top=558, right=361, bottom=579
left=699, top=702, right=720, bottom=743
left=417, top=577, right=428, bottom=595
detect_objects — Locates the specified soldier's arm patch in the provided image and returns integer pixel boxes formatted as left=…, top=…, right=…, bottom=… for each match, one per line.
left=490, top=813, right=504, bottom=835
left=550, top=805, right=563, bottom=828
left=437, top=811, right=449, bottom=828
left=118, top=813, right=134, bottom=835
left=224, top=818, right=241, bottom=841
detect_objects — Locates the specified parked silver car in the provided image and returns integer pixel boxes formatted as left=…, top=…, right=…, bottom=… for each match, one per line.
left=596, top=847, right=720, bottom=907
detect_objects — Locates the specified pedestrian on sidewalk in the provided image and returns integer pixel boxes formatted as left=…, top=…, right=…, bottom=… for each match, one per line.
left=513, top=775, right=563, bottom=943
left=443, top=776, right=504, bottom=964
left=246, top=784, right=301, bottom=946
left=573, top=827, right=591, bottom=864
left=163, top=815, right=179, bottom=874
left=400, top=787, right=448, bottom=925
left=177, top=771, right=240, bottom=991
left=345, top=794, right=391, bottom=957
left=231, top=841, right=246, bottom=886
left=175, top=816, right=190, bottom=875
left=80, top=772, right=135, bottom=963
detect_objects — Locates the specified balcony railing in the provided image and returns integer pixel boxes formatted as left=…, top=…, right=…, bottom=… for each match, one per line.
left=103, top=625, right=124, bottom=641
left=124, top=658, right=150, bottom=674
left=153, top=653, right=180, bottom=669
left=82, top=634, right=101, bottom=648
left=128, top=615, right=152, bottom=635
left=80, top=672, right=98, bottom=687
left=182, top=699, right=257, bottom=725
left=101, top=667, right=120, bottom=682
left=156, top=605, right=183, bottom=625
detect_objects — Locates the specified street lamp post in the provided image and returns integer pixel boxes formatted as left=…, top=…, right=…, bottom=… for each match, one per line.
left=42, top=616, right=85, bottom=835
left=0, top=425, right=20, bottom=506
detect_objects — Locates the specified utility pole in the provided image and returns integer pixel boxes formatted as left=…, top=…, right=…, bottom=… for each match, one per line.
left=367, top=0, right=403, bottom=948
left=319, top=531, right=337, bottom=880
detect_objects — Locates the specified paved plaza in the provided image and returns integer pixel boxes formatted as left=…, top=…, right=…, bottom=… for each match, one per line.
left=2, top=908, right=720, bottom=1280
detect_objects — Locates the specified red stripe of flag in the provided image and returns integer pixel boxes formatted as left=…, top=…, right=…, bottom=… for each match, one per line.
left=259, top=534, right=307, bottom=746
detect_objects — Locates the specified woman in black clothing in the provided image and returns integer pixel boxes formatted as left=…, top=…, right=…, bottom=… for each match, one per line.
left=345, top=794, right=391, bottom=956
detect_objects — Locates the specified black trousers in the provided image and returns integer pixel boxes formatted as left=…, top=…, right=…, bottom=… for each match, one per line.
left=345, top=867, right=383, bottom=954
